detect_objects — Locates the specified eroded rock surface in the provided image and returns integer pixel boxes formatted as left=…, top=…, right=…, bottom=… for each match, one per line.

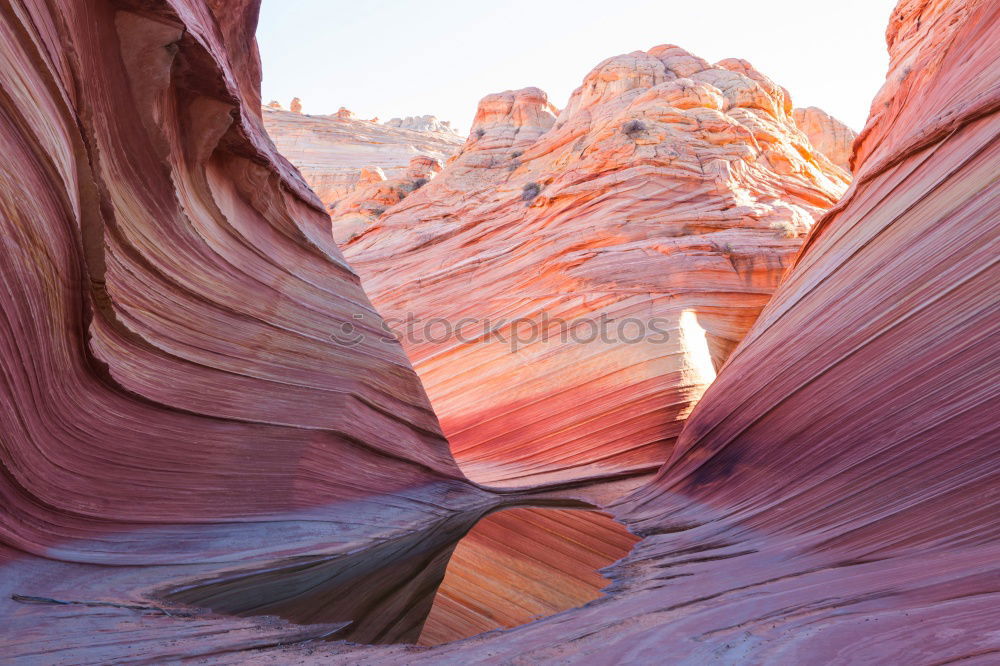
left=343, top=50, right=850, bottom=487
left=331, top=156, right=443, bottom=243
left=3, top=0, right=996, bottom=662
left=792, top=105, right=856, bottom=172
left=387, top=114, right=460, bottom=135
left=0, top=0, right=484, bottom=660
left=306, top=0, right=996, bottom=661
left=263, top=106, right=463, bottom=212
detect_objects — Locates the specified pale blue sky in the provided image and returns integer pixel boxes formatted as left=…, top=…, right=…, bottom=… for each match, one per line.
left=258, top=0, right=897, bottom=134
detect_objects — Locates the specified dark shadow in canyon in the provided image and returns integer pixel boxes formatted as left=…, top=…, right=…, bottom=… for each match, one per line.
left=160, top=503, right=639, bottom=646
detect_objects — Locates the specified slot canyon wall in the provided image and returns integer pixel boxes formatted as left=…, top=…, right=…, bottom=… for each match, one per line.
left=0, top=0, right=487, bottom=659
left=339, top=53, right=851, bottom=487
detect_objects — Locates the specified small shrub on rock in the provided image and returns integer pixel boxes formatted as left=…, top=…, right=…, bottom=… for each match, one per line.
left=622, top=119, right=646, bottom=137
left=521, top=182, right=541, bottom=204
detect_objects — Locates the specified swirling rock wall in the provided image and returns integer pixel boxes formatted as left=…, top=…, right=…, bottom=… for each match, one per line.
left=0, top=0, right=485, bottom=658
left=4, top=0, right=994, bottom=661
left=343, top=53, right=850, bottom=487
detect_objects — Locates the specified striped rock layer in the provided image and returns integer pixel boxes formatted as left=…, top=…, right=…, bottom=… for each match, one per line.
left=0, top=0, right=484, bottom=659
left=342, top=53, right=850, bottom=487
left=2, top=0, right=995, bottom=662
left=315, top=0, right=998, bottom=662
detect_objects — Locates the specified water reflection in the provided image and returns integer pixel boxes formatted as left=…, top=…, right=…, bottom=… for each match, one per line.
left=418, top=507, right=639, bottom=645
left=163, top=505, right=638, bottom=646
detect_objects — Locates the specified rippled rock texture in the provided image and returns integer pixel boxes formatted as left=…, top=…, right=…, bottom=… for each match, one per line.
left=0, top=0, right=484, bottom=660
left=342, top=51, right=850, bottom=487
left=263, top=106, right=463, bottom=211
left=3, top=0, right=996, bottom=662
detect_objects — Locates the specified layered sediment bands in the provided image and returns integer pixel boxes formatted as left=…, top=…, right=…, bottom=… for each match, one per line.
left=262, top=106, right=463, bottom=211
left=0, top=0, right=484, bottom=659
left=792, top=106, right=856, bottom=172
left=658, top=0, right=1000, bottom=504
left=277, top=1, right=995, bottom=662
left=343, top=52, right=850, bottom=487
left=618, top=0, right=1000, bottom=655
left=331, top=155, right=443, bottom=243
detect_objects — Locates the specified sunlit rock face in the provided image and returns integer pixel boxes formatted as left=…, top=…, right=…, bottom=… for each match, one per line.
left=387, top=114, right=460, bottom=135
left=331, top=156, right=443, bottom=243
left=263, top=106, right=463, bottom=211
left=792, top=105, right=856, bottom=172
left=614, top=0, right=1000, bottom=658
left=343, top=49, right=850, bottom=487
left=0, top=0, right=483, bottom=659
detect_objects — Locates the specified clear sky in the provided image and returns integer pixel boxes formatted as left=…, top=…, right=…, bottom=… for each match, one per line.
left=258, top=0, right=898, bottom=134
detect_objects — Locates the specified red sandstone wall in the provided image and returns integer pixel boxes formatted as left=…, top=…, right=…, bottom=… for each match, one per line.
left=0, top=0, right=465, bottom=564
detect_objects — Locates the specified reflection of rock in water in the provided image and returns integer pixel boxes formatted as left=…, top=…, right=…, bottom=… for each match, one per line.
left=160, top=506, right=638, bottom=646
left=418, top=507, right=640, bottom=646
left=161, top=509, right=478, bottom=645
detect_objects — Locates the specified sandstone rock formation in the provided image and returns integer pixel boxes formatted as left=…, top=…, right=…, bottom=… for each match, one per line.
left=336, top=106, right=355, bottom=121
left=290, top=96, right=303, bottom=113
left=0, top=0, right=485, bottom=659
left=266, top=99, right=283, bottom=109
left=387, top=114, right=461, bottom=135
left=793, top=105, right=856, bottom=171
left=314, top=0, right=997, bottom=661
left=3, top=0, right=996, bottom=661
left=331, top=156, right=443, bottom=243
left=263, top=106, right=463, bottom=212
left=343, top=52, right=850, bottom=487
